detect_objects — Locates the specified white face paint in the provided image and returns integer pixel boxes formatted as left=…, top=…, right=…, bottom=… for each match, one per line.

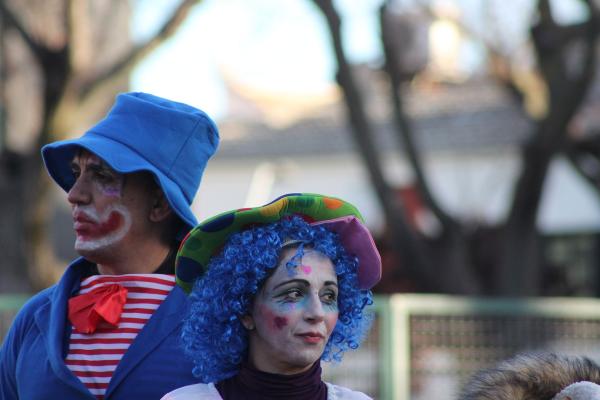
left=245, top=249, right=339, bottom=375
left=73, top=204, right=133, bottom=251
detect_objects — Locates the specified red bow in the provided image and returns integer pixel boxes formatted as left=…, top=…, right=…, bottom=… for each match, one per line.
left=68, top=284, right=128, bottom=334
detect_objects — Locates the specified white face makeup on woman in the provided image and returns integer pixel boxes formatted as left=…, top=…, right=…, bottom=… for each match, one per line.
left=243, top=247, right=339, bottom=375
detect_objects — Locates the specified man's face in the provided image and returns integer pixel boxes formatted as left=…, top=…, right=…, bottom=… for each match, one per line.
left=244, top=247, right=339, bottom=375
left=67, top=150, right=153, bottom=260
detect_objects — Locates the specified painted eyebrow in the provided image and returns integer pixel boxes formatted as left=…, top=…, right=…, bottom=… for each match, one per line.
left=272, top=278, right=338, bottom=291
left=69, top=159, right=113, bottom=173
left=88, top=163, right=114, bottom=173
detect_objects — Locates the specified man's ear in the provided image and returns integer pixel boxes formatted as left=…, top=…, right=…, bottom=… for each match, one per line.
left=241, top=314, right=255, bottom=331
left=149, top=189, right=172, bottom=222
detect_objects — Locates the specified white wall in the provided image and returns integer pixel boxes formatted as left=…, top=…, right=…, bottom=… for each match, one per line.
left=193, top=150, right=600, bottom=235
left=192, top=153, right=382, bottom=231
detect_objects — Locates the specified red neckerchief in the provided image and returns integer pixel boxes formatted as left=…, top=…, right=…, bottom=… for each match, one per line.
left=68, top=284, right=128, bottom=334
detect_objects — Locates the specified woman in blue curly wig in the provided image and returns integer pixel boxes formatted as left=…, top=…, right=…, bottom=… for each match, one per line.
left=161, top=193, right=382, bottom=400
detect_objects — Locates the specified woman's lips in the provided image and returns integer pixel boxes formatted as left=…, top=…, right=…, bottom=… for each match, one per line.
left=297, top=332, right=324, bottom=344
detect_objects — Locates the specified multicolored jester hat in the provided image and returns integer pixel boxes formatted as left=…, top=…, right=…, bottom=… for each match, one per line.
left=175, top=193, right=382, bottom=294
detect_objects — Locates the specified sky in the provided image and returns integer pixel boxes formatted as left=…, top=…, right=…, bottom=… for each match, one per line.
left=131, top=0, right=384, bottom=120
left=130, top=0, right=587, bottom=121
left=126, top=0, right=600, bottom=229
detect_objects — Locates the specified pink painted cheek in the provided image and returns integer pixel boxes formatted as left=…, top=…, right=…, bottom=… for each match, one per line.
left=258, top=304, right=290, bottom=332
left=274, top=316, right=288, bottom=330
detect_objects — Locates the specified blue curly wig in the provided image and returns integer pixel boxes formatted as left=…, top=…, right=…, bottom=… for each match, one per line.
left=181, top=215, right=374, bottom=383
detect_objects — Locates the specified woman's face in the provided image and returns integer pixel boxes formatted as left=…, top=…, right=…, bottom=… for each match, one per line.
left=243, top=246, right=339, bottom=375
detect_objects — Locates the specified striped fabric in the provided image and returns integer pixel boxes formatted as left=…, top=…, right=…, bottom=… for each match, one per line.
left=66, top=274, right=176, bottom=399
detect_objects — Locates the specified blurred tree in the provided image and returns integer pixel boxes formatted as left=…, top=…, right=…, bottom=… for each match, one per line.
left=313, top=0, right=600, bottom=296
left=0, top=0, right=201, bottom=292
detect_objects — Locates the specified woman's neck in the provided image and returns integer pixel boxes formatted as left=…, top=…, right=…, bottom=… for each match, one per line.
left=215, top=361, right=327, bottom=400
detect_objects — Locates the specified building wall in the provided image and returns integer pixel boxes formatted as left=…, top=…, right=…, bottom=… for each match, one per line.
left=193, top=147, right=600, bottom=235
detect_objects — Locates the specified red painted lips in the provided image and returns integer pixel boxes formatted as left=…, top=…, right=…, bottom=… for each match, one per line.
left=73, top=211, right=122, bottom=238
left=297, top=332, right=324, bottom=344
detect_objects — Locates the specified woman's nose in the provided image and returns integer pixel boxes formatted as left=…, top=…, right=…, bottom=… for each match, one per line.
left=304, top=295, right=326, bottom=323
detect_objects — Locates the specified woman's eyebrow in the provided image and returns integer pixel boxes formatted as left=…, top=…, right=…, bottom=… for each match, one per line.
left=272, top=279, right=309, bottom=290
left=271, top=279, right=339, bottom=291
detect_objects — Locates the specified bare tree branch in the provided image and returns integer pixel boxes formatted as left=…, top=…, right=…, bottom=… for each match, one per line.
left=379, top=4, right=457, bottom=231
left=0, top=0, right=203, bottom=292
left=79, top=0, right=202, bottom=100
left=509, top=0, right=599, bottom=227
left=566, top=136, right=600, bottom=199
left=0, top=0, right=46, bottom=62
left=67, top=0, right=91, bottom=74
left=378, top=4, right=484, bottom=294
left=496, top=0, right=599, bottom=295
left=312, top=0, right=443, bottom=292
left=416, top=3, right=528, bottom=106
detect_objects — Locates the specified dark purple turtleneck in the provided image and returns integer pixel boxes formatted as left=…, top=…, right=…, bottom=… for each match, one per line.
left=215, top=361, right=328, bottom=399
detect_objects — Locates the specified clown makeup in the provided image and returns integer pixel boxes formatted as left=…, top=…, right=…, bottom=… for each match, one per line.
left=285, top=243, right=305, bottom=277
left=244, top=247, right=339, bottom=375
left=73, top=204, right=133, bottom=251
left=70, top=153, right=124, bottom=197
left=68, top=152, right=135, bottom=252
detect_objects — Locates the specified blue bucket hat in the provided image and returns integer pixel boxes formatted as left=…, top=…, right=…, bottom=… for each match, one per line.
left=41, top=92, right=219, bottom=234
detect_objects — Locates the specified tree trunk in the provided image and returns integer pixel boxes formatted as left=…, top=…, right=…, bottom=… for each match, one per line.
left=0, top=0, right=202, bottom=292
left=312, top=0, right=440, bottom=292
left=0, top=152, right=31, bottom=292
left=497, top=0, right=599, bottom=296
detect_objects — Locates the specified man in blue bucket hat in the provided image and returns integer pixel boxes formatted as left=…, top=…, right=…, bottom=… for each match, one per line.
left=0, top=92, right=220, bottom=400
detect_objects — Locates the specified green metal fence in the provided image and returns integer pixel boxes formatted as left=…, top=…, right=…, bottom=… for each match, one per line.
left=390, top=294, right=600, bottom=400
left=323, top=294, right=600, bottom=399
left=322, top=294, right=392, bottom=399
left=4, top=293, right=600, bottom=399
left=0, top=294, right=29, bottom=342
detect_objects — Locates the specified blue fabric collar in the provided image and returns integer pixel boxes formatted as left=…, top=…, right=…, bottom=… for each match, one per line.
left=33, top=258, right=188, bottom=398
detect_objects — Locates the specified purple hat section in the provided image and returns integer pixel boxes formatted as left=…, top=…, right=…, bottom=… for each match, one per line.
left=313, top=216, right=382, bottom=290
left=41, top=92, right=219, bottom=232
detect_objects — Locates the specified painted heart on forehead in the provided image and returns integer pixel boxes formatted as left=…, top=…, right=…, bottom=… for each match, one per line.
left=300, top=264, right=313, bottom=275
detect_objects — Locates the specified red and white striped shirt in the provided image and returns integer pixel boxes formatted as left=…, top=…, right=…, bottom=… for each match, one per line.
left=65, top=274, right=176, bottom=400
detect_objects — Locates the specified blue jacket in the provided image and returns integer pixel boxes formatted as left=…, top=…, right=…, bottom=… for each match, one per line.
left=0, top=258, right=197, bottom=399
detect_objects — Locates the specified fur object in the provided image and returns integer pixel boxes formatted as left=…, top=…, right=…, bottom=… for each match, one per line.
left=459, top=353, right=600, bottom=400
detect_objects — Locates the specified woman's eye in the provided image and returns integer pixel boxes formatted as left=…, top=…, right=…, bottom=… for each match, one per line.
left=283, top=289, right=303, bottom=301
left=322, top=292, right=337, bottom=304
